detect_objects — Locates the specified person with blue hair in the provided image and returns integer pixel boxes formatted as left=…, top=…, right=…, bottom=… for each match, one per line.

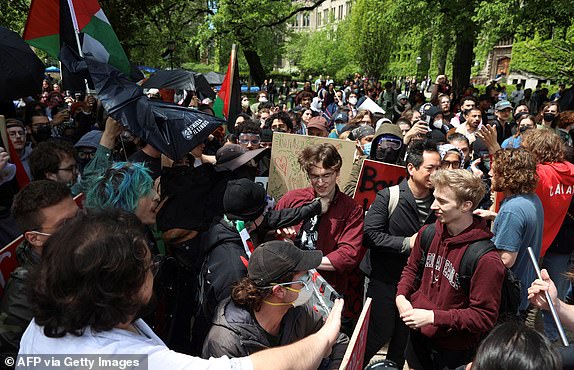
left=85, top=161, right=159, bottom=226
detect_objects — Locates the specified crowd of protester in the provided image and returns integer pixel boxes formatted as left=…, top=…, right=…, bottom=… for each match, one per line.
left=0, top=71, right=573, bottom=370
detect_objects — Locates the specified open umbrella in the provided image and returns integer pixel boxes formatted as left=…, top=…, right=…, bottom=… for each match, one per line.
left=141, top=69, right=215, bottom=100
left=0, top=27, right=45, bottom=101
left=60, top=46, right=225, bottom=161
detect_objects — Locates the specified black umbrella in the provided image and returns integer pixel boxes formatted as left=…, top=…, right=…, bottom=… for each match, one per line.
left=141, top=69, right=215, bottom=100
left=60, top=46, right=225, bottom=161
left=0, top=27, right=45, bottom=101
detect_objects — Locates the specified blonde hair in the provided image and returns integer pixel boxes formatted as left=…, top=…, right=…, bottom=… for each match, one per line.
left=431, top=169, right=486, bottom=210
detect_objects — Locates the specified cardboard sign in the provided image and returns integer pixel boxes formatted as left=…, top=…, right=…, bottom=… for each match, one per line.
left=353, top=160, right=407, bottom=212
left=339, top=297, right=372, bottom=370
left=268, top=133, right=356, bottom=200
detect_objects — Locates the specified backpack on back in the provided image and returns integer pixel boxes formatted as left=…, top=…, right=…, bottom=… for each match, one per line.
left=418, top=223, right=521, bottom=322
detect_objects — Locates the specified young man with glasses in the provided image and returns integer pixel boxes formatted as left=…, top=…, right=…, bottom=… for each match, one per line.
left=0, top=180, right=79, bottom=353
left=29, top=140, right=78, bottom=187
left=202, top=240, right=348, bottom=367
left=275, top=143, right=365, bottom=332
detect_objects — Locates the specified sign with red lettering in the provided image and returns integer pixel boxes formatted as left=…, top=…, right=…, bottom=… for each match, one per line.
left=353, top=160, right=406, bottom=212
left=339, top=297, right=372, bottom=370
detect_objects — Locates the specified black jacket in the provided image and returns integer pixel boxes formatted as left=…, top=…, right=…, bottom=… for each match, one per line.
left=199, top=200, right=323, bottom=320
left=202, top=298, right=349, bottom=368
left=363, top=179, right=435, bottom=283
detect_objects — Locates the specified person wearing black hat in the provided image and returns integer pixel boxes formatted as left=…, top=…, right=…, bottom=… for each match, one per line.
left=194, top=178, right=328, bottom=353
left=202, top=240, right=349, bottom=367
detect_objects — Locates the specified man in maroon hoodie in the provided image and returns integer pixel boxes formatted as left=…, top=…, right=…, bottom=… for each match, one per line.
left=396, top=169, right=506, bottom=370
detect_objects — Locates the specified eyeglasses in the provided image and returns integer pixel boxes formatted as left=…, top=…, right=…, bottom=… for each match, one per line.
left=441, top=160, right=461, bottom=169
left=309, top=171, right=336, bottom=183
left=264, top=280, right=308, bottom=292
left=239, top=134, right=261, bottom=146
left=58, top=164, right=79, bottom=173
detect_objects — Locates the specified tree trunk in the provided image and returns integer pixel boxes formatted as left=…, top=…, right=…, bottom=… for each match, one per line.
left=451, top=23, right=475, bottom=96
left=436, top=46, right=448, bottom=75
left=243, top=48, right=267, bottom=87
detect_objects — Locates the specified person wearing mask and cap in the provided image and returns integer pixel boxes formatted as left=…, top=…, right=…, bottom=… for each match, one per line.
left=307, top=116, right=330, bottom=138
left=493, top=100, right=516, bottom=145
left=328, top=112, right=349, bottom=139
left=202, top=240, right=349, bottom=368
left=351, top=125, right=375, bottom=162
left=343, top=122, right=404, bottom=196
left=195, top=179, right=330, bottom=351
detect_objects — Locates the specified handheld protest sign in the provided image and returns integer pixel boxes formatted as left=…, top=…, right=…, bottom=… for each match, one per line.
left=527, top=247, right=569, bottom=347
left=352, top=159, right=406, bottom=212
left=339, top=297, right=372, bottom=370
left=268, top=133, right=356, bottom=200
left=308, top=269, right=341, bottom=319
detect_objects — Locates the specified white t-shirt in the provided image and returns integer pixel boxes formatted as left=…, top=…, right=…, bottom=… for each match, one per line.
left=18, top=319, right=253, bottom=370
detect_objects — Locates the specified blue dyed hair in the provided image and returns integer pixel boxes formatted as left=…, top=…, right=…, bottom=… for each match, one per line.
left=85, top=162, right=153, bottom=213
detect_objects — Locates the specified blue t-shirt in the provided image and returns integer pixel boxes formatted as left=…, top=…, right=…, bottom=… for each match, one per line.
left=492, top=193, right=544, bottom=310
left=501, top=135, right=522, bottom=149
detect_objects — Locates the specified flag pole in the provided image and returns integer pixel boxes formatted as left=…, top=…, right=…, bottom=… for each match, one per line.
left=66, top=0, right=84, bottom=58
left=66, top=0, right=90, bottom=93
left=230, top=44, right=237, bottom=95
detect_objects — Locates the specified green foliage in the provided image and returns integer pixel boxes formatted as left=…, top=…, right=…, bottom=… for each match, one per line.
left=0, top=0, right=29, bottom=33
left=285, top=20, right=357, bottom=80
left=510, top=31, right=574, bottom=80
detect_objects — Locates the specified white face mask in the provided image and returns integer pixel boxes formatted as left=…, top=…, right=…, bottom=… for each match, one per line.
left=259, top=97, right=268, bottom=103
left=241, top=100, right=250, bottom=108
left=292, top=283, right=312, bottom=307
left=348, top=97, right=357, bottom=105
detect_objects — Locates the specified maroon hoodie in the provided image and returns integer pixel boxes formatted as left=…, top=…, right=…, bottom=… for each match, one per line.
left=396, top=217, right=506, bottom=350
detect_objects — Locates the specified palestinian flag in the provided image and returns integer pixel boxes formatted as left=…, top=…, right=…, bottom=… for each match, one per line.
left=213, top=44, right=241, bottom=132
left=23, top=0, right=130, bottom=75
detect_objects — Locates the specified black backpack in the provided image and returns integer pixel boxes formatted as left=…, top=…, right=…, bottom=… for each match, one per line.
left=418, top=224, right=521, bottom=322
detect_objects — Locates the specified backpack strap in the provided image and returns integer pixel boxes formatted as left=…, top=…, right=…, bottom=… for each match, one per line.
left=414, top=223, right=436, bottom=287
left=387, top=185, right=400, bottom=217
left=458, top=239, right=495, bottom=295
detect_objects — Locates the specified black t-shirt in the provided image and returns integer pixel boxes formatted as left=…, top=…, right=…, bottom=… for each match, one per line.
left=128, top=150, right=162, bottom=180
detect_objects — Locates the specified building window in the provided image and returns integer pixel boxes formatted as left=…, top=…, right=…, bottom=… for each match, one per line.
left=317, top=12, right=322, bottom=26
left=346, top=1, right=351, bottom=15
left=294, top=14, right=299, bottom=27
left=324, top=9, right=329, bottom=23
left=331, top=7, right=335, bottom=20
left=338, top=5, right=343, bottom=19
left=303, top=12, right=310, bottom=27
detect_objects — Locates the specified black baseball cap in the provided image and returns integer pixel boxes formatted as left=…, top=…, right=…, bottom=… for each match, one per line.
left=223, top=178, right=267, bottom=221
left=248, top=241, right=323, bottom=287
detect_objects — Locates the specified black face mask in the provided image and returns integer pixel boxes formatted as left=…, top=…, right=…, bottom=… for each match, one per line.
left=543, top=113, right=556, bottom=122
left=519, top=126, right=531, bottom=133
left=375, top=147, right=400, bottom=164
left=32, top=126, right=52, bottom=142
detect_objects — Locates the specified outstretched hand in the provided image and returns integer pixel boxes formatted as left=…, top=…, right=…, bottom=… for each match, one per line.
left=476, top=125, right=501, bottom=154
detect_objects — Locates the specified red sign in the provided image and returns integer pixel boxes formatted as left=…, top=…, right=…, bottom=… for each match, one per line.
left=0, top=193, right=85, bottom=298
left=339, top=297, right=372, bottom=370
left=353, top=160, right=407, bottom=212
